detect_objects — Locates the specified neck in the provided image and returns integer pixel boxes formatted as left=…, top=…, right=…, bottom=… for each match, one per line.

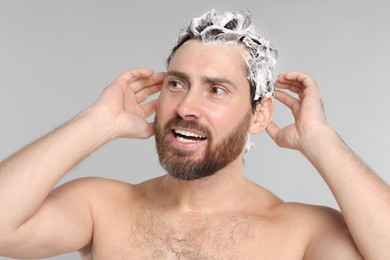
left=158, top=155, right=250, bottom=213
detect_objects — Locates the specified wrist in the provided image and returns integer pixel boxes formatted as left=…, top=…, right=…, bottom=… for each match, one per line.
left=74, top=104, right=118, bottom=144
left=299, top=124, right=340, bottom=158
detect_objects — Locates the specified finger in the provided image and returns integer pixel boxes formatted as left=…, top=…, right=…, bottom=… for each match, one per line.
left=117, top=68, right=154, bottom=83
left=136, top=82, right=162, bottom=103
left=130, top=72, right=165, bottom=93
left=280, top=72, right=319, bottom=93
left=275, top=89, right=299, bottom=103
left=142, top=99, right=158, bottom=118
left=276, top=74, right=306, bottom=88
left=275, top=90, right=301, bottom=118
left=284, top=71, right=315, bottom=86
left=277, top=73, right=322, bottom=100
left=275, top=80, right=302, bottom=94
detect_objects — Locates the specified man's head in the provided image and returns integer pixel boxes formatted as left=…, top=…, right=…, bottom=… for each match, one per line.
left=166, top=9, right=278, bottom=111
left=154, top=10, right=276, bottom=181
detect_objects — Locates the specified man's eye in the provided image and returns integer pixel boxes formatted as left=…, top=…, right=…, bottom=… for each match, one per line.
left=210, top=86, right=226, bottom=95
left=168, top=80, right=184, bottom=90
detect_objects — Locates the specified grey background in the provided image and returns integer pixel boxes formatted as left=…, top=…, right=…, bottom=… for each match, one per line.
left=1, top=0, right=389, bottom=259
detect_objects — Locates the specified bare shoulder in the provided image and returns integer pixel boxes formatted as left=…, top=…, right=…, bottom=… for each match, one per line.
left=54, top=177, right=143, bottom=206
left=271, top=202, right=344, bottom=224
left=55, top=177, right=142, bottom=257
left=54, top=177, right=133, bottom=197
left=271, top=202, right=363, bottom=259
left=56, top=175, right=168, bottom=210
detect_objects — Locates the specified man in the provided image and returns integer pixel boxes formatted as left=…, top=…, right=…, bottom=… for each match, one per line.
left=0, top=9, right=389, bottom=259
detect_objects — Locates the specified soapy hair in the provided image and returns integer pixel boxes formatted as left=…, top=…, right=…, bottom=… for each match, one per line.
left=166, top=9, right=278, bottom=111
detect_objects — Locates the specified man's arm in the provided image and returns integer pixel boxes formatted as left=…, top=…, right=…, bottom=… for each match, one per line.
left=266, top=71, right=390, bottom=259
left=0, top=69, right=164, bottom=258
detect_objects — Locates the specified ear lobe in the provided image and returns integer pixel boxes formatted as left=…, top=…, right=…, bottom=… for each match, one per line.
left=249, top=97, right=274, bottom=135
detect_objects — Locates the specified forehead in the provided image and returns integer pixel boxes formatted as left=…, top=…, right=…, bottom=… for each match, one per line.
left=168, top=40, right=249, bottom=88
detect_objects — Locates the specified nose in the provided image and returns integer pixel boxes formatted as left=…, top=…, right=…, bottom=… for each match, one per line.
left=176, top=89, right=203, bottom=120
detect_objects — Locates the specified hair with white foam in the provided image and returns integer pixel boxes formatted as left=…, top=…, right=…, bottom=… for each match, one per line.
left=166, top=9, right=278, bottom=111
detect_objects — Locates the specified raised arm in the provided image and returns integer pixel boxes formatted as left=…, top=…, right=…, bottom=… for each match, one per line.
left=267, top=71, right=390, bottom=259
left=0, top=69, right=164, bottom=258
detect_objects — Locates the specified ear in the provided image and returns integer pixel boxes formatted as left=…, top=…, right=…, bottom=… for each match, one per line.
left=249, top=97, right=274, bottom=135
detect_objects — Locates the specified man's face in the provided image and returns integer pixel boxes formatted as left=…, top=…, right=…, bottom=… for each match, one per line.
left=154, top=40, right=253, bottom=180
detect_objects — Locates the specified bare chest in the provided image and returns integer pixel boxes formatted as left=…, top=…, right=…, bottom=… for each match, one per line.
left=91, top=207, right=306, bottom=259
left=130, top=210, right=256, bottom=259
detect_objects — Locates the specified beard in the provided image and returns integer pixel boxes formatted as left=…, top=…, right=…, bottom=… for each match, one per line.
left=154, top=111, right=252, bottom=181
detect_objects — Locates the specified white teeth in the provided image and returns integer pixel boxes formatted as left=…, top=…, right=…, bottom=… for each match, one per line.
left=174, top=129, right=206, bottom=143
left=174, top=129, right=206, bottom=139
left=177, top=136, right=203, bottom=143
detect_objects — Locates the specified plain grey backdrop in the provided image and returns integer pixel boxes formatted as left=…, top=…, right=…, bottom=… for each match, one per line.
left=1, top=0, right=389, bottom=259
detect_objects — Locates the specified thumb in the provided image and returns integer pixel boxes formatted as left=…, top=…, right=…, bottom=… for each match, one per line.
left=134, top=121, right=155, bottom=139
left=266, top=121, right=280, bottom=142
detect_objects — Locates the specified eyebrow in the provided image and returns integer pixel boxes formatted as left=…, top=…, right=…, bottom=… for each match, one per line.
left=166, top=70, right=190, bottom=83
left=166, top=70, right=238, bottom=90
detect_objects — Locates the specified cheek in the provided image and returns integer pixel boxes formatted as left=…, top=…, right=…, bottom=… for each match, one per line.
left=206, top=105, right=237, bottom=131
left=156, top=90, right=178, bottom=122
left=207, top=97, right=247, bottom=120
left=208, top=103, right=251, bottom=133
left=156, top=88, right=170, bottom=113
left=157, top=86, right=186, bottom=112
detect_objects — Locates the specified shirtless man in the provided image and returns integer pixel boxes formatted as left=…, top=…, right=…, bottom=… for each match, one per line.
left=1, top=10, right=389, bottom=259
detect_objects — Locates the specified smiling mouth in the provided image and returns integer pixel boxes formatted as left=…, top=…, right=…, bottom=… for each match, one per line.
left=173, top=129, right=207, bottom=143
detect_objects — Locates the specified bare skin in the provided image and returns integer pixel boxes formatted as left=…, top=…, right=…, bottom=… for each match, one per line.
left=65, top=175, right=359, bottom=260
left=0, top=40, right=389, bottom=259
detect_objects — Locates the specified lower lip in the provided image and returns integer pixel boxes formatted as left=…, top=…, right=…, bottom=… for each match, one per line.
left=169, top=131, right=208, bottom=151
